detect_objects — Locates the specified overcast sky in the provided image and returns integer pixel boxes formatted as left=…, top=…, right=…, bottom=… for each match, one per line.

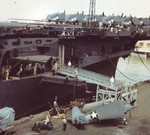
left=0, top=0, right=149, bottom=21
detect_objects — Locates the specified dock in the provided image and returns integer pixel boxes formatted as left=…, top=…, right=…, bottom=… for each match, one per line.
left=0, top=60, right=141, bottom=134
left=2, top=80, right=150, bottom=135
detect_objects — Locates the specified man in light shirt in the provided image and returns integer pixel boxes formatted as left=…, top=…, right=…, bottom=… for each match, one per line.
left=62, top=117, right=67, bottom=131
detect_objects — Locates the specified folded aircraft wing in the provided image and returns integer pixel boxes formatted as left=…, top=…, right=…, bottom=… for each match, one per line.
left=95, top=100, right=126, bottom=120
left=82, top=100, right=104, bottom=112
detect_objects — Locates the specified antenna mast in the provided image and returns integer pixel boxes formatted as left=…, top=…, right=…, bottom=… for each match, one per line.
left=88, top=0, right=96, bottom=28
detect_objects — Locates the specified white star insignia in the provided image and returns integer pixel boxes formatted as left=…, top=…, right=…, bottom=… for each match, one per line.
left=90, top=111, right=97, bottom=119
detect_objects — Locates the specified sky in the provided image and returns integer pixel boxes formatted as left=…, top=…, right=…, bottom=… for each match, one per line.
left=0, top=0, right=150, bottom=21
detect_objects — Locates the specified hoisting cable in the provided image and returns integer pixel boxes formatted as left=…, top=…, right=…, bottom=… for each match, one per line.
left=9, top=58, right=23, bottom=70
left=73, top=79, right=76, bottom=101
left=135, top=47, right=150, bottom=72
left=126, top=54, right=131, bottom=73
left=106, top=55, right=138, bottom=82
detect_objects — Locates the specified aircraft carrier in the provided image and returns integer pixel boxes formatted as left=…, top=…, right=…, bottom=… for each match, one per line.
left=0, top=0, right=150, bottom=119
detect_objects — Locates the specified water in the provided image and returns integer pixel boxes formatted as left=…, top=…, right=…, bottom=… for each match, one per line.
left=115, top=53, right=150, bottom=83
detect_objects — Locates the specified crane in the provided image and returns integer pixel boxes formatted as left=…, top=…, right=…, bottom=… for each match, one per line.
left=88, top=0, right=96, bottom=28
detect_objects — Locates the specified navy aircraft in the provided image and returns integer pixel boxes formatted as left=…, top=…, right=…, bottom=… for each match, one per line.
left=72, top=100, right=135, bottom=126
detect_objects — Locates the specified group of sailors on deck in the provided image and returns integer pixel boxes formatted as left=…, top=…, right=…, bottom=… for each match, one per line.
left=16, top=62, right=46, bottom=77
left=0, top=62, right=46, bottom=80
left=0, top=56, right=61, bottom=80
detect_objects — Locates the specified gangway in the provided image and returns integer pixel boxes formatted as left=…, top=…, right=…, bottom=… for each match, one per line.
left=59, top=65, right=138, bottom=104
left=59, top=65, right=123, bottom=90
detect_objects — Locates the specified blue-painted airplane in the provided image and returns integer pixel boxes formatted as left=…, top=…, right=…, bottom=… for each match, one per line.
left=72, top=100, right=136, bottom=126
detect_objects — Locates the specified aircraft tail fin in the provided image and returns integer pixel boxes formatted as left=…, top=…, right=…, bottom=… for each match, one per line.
left=72, top=106, right=89, bottom=125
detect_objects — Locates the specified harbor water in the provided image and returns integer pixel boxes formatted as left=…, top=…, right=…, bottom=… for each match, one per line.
left=115, top=53, right=150, bottom=83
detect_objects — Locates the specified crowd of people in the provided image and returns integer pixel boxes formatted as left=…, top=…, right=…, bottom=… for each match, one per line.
left=0, top=57, right=61, bottom=80
left=16, top=62, right=46, bottom=77
left=0, top=62, right=46, bottom=80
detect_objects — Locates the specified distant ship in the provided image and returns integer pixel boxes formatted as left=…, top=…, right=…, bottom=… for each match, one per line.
left=0, top=11, right=150, bottom=119
left=134, top=40, right=150, bottom=57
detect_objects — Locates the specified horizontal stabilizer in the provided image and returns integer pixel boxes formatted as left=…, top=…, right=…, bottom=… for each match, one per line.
left=72, top=106, right=89, bottom=125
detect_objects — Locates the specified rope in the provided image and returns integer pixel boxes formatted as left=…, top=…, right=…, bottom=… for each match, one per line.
left=126, top=55, right=131, bottom=73
left=135, top=47, right=150, bottom=72
left=73, top=78, right=77, bottom=101
left=106, top=55, right=138, bottom=82
left=9, top=58, right=23, bottom=69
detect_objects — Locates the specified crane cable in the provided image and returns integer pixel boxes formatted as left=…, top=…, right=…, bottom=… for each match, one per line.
left=126, top=54, right=131, bottom=73
left=9, top=58, right=23, bottom=69
left=135, top=47, right=150, bottom=72
left=106, top=55, right=138, bottom=82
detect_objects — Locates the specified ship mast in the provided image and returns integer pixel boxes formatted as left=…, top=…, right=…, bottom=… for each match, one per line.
left=88, top=0, right=96, bottom=28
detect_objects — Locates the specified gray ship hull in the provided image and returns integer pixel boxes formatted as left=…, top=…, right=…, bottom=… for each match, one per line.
left=0, top=76, right=86, bottom=119
left=83, top=56, right=118, bottom=77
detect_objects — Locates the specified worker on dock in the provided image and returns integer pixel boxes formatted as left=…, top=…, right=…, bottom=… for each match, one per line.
left=67, top=60, right=72, bottom=67
left=110, top=76, right=114, bottom=87
left=53, top=100, right=58, bottom=109
left=53, top=96, right=60, bottom=115
left=44, top=114, right=51, bottom=125
left=62, top=117, right=67, bottom=131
